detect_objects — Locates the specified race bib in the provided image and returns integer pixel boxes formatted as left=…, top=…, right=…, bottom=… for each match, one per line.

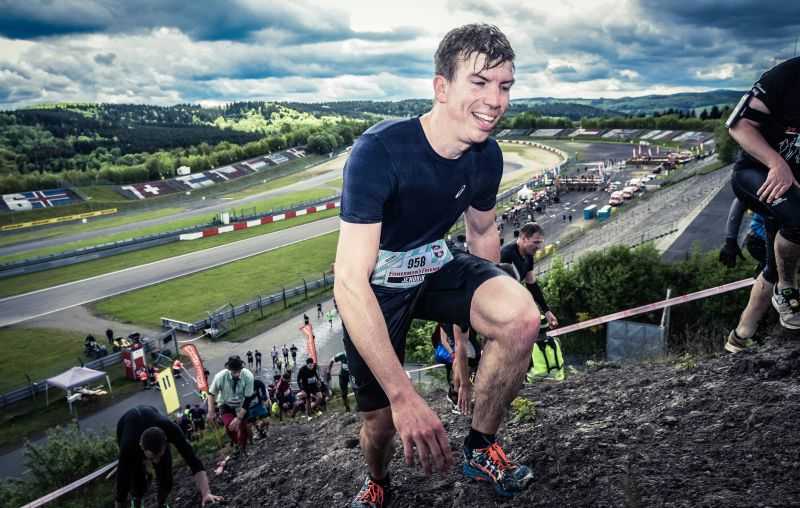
left=371, top=239, right=453, bottom=288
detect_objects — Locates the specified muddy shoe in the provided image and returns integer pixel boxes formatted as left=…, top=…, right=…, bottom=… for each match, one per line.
left=463, top=442, right=534, bottom=497
left=350, top=475, right=391, bottom=508
left=724, top=330, right=756, bottom=353
left=772, top=287, right=800, bottom=330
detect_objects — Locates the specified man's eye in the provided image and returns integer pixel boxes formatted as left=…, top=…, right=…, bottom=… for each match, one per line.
left=472, top=81, right=485, bottom=86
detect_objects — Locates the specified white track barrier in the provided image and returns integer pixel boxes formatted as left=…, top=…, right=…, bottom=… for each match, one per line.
left=24, top=278, right=755, bottom=506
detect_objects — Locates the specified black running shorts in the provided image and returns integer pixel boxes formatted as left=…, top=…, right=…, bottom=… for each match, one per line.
left=343, top=249, right=510, bottom=412
left=731, top=165, right=800, bottom=283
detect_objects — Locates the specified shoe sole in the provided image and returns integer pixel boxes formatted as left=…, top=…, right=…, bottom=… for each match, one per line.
left=779, top=317, right=800, bottom=330
left=724, top=341, right=747, bottom=354
left=462, top=464, right=517, bottom=497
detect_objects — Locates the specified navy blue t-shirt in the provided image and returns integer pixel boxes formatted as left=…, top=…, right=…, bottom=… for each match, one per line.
left=340, top=118, right=503, bottom=252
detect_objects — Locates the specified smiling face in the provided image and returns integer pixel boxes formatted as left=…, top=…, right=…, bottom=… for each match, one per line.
left=435, top=52, right=514, bottom=146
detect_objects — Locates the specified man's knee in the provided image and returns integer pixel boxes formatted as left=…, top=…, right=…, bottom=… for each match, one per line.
left=499, top=304, right=540, bottom=354
left=360, top=408, right=395, bottom=446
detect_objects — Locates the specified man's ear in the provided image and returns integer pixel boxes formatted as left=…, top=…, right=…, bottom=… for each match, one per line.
left=433, top=75, right=449, bottom=104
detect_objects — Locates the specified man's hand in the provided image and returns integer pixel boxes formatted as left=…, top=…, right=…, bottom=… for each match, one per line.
left=201, top=493, right=223, bottom=506
left=228, top=416, right=241, bottom=433
left=391, top=393, right=453, bottom=475
left=451, top=353, right=472, bottom=416
left=206, top=410, right=216, bottom=425
left=758, top=158, right=799, bottom=203
left=719, top=238, right=745, bottom=267
left=545, top=311, right=559, bottom=329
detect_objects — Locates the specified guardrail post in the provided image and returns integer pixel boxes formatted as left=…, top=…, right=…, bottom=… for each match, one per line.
left=229, top=303, right=237, bottom=328
left=282, top=288, right=287, bottom=308
left=26, top=374, right=35, bottom=401
left=303, top=279, right=308, bottom=299
left=258, top=295, right=264, bottom=318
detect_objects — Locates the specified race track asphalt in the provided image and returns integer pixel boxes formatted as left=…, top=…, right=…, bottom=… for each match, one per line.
left=0, top=216, right=341, bottom=328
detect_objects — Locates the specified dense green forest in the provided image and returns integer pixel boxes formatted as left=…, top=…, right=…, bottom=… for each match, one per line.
left=0, top=103, right=368, bottom=193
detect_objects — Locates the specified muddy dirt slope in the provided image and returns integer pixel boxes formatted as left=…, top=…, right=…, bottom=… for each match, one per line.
left=173, top=337, right=800, bottom=507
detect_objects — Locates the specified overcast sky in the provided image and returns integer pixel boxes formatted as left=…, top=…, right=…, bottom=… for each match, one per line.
left=1, top=0, right=798, bottom=109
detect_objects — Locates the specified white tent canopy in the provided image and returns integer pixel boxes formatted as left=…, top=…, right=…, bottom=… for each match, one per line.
left=517, top=185, right=534, bottom=201
left=46, top=366, right=112, bottom=410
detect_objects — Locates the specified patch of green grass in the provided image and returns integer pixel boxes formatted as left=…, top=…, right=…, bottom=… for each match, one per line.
left=0, top=207, right=187, bottom=249
left=77, top=185, right=131, bottom=202
left=94, top=232, right=339, bottom=327
left=0, top=209, right=340, bottom=298
left=228, top=188, right=338, bottom=217
left=326, top=177, right=343, bottom=190
left=223, top=171, right=313, bottom=200
left=0, top=327, right=91, bottom=393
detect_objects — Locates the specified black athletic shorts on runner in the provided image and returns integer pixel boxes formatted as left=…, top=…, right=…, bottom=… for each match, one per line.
left=343, top=249, right=510, bottom=412
left=731, top=165, right=800, bottom=283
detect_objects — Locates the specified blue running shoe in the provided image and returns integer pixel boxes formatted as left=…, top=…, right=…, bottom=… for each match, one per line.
left=463, top=442, right=534, bottom=497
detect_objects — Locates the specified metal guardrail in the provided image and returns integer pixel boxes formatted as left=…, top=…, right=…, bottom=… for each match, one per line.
left=0, top=330, right=176, bottom=409
left=161, top=272, right=336, bottom=333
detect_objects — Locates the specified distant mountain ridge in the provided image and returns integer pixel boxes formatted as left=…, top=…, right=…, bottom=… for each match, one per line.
left=514, top=89, right=743, bottom=115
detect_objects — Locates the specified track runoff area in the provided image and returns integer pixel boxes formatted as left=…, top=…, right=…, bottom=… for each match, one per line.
left=28, top=276, right=756, bottom=507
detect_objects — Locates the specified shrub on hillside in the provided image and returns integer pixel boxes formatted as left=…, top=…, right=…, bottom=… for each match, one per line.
left=0, top=424, right=117, bottom=507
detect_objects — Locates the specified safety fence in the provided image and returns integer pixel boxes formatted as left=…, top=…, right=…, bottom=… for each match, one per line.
left=0, top=329, right=177, bottom=410
left=161, top=272, right=335, bottom=334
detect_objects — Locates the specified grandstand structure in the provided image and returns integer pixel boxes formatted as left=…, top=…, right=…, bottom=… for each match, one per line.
left=509, top=127, right=716, bottom=147
left=118, top=147, right=307, bottom=201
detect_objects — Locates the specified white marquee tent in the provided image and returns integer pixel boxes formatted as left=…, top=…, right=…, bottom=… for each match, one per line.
left=45, top=366, right=112, bottom=411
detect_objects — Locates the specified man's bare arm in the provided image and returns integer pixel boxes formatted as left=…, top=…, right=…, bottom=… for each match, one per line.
left=729, top=96, right=798, bottom=202
left=464, top=206, right=500, bottom=262
left=333, top=220, right=415, bottom=403
left=729, top=97, right=784, bottom=170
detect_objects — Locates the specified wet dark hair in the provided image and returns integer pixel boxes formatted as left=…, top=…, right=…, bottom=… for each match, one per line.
left=519, top=222, right=543, bottom=238
left=435, top=23, right=515, bottom=81
left=306, top=358, right=314, bottom=365
left=141, top=426, right=166, bottom=453
left=225, top=355, right=244, bottom=371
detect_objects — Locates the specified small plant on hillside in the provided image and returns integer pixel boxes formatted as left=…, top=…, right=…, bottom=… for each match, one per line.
left=675, top=353, right=697, bottom=370
left=510, top=397, right=536, bottom=424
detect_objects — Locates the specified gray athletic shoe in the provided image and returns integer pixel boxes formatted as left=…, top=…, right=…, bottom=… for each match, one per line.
left=772, top=287, right=800, bottom=330
left=724, top=330, right=755, bottom=354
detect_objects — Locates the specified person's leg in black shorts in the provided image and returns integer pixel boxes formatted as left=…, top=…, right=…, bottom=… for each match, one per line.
left=343, top=250, right=539, bottom=497
left=732, top=166, right=800, bottom=330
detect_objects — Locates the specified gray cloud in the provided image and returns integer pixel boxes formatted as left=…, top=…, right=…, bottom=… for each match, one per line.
left=0, top=0, right=795, bottom=109
left=0, top=0, right=424, bottom=45
left=93, top=52, right=116, bottom=66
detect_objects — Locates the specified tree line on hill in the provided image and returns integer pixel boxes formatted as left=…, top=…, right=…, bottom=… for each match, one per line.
left=0, top=114, right=368, bottom=194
